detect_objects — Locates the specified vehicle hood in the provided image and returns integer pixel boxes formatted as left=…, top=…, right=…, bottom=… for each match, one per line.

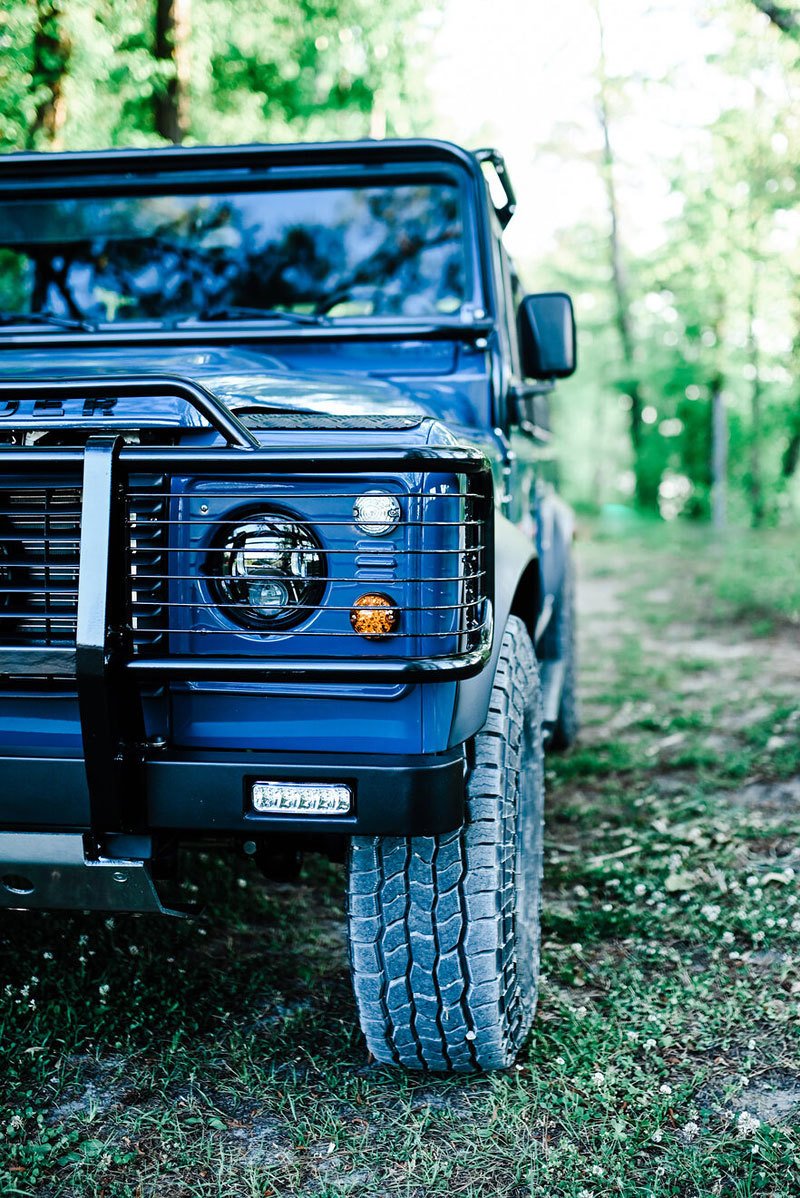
left=0, top=345, right=473, bottom=441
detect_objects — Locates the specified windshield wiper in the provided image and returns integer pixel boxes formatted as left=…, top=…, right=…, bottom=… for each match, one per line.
left=193, top=305, right=330, bottom=327
left=0, top=311, right=94, bottom=333
left=0, top=311, right=97, bottom=333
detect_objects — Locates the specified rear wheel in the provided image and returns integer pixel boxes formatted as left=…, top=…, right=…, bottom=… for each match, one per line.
left=550, top=556, right=580, bottom=751
left=346, top=616, right=545, bottom=1072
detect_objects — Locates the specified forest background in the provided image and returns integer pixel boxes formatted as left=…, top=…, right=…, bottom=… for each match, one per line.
left=1, top=0, right=798, bottom=529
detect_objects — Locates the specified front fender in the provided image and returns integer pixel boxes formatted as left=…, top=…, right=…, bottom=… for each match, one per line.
left=447, top=511, right=539, bottom=746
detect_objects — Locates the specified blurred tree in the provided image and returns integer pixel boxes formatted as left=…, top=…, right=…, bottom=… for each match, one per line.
left=154, top=0, right=191, bottom=142
left=592, top=0, right=647, bottom=506
left=27, top=1, right=72, bottom=148
left=751, top=1, right=799, bottom=35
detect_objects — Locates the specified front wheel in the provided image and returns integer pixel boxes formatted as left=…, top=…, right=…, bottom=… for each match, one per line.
left=346, top=616, right=545, bottom=1072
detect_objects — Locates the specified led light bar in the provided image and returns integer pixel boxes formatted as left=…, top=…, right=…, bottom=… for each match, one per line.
left=251, top=781, right=352, bottom=816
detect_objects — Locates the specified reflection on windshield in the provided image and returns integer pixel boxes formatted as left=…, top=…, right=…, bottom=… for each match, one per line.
left=0, top=184, right=468, bottom=324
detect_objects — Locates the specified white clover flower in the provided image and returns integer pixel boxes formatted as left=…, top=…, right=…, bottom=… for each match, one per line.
left=98, top=983, right=110, bottom=998
left=643, top=1038, right=657, bottom=1051
left=590, top=1164, right=603, bottom=1177
left=634, top=883, right=647, bottom=897
left=701, top=904, right=721, bottom=923
left=555, top=1056, right=566, bottom=1066
left=659, top=1083, right=673, bottom=1096
left=736, top=1111, right=761, bottom=1139
left=721, top=931, right=735, bottom=945
left=592, top=1071, right=605, bottom=1086
left=682, top=1120, right=700, bottom=1141
left=8, top=1114, right=23, bottom=1132
left=42, top=952, right=53, bottom=960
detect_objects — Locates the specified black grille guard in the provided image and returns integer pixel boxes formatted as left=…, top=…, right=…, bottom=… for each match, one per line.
left=0, top=375, right=494, bottom=848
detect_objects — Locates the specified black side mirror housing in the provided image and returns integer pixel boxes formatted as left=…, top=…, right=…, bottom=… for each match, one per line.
left=518, top=292, right=577, bottom=380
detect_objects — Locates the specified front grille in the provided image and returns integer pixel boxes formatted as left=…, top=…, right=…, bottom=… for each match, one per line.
left=0, top=479, right=168, bottom=656
left=0, top=484, right=81, bottom=646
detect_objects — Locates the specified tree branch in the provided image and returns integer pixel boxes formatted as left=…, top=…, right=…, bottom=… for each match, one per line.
left=751, top=0, right=800, bottom=37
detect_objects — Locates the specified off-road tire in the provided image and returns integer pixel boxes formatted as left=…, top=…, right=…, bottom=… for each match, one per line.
left=550, top=555, right=579, bottom=751
left=347, top=616, right=545, bottom=1072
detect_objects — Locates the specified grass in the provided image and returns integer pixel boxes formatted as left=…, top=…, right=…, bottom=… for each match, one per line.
left=1, top=521, right=798, bottom=1196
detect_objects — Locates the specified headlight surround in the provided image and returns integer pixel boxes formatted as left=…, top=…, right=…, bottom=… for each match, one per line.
left=209, top=510, right=326, bottom=631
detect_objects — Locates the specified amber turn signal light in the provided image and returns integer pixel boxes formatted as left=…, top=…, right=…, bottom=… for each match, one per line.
left=350, top=593, right=399, bottom=640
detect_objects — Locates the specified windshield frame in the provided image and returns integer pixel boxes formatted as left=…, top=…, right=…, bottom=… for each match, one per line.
left=0, top=146, right=493, bottom=343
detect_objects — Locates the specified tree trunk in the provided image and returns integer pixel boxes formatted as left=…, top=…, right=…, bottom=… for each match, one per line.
left=27, top=1, right=71, bottom=150
left=154, top=0, right=191, bottom=143
left=747, top=266, right=765, bottom=526
left=710, top=375, right=728, bottom=531
left=593, top=0, right=645, bottom=501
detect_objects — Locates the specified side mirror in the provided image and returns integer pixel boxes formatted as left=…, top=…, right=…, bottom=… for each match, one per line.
left=518, top=292, right=577, bottom=380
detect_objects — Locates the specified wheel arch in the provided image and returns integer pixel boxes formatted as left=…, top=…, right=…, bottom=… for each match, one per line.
left=448, top=512, right=542, bottom=746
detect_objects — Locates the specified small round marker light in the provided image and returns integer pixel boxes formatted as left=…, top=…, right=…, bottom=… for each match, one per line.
left=350, top=593, right=399, bottom=640
left=353, top=491, right=401, bottom=536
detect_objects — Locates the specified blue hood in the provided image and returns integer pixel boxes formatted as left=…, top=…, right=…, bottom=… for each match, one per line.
left=0, top=344, right=478, bottom=436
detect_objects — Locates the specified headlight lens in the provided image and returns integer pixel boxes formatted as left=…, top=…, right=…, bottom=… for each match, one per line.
left=210, top=511, right=325, bottom=630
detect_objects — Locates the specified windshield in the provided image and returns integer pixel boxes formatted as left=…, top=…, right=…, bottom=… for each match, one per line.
left=0, top=183, right=469, bottom=326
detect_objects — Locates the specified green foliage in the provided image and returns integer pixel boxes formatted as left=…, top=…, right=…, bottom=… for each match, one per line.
left=0, top=0, right=440, bottom=152
left=543, top=1, right=800, bottom=527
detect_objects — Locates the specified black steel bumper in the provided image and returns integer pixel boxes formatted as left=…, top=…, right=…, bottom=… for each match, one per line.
left=0, top=745, right=466, bottom=838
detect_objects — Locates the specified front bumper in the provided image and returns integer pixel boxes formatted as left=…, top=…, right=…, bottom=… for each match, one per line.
left=0, top=745, right=466, bottom=837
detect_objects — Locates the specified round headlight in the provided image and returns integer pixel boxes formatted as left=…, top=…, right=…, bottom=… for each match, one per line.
left=209, top=511, right=325, bottom=630
left=353, top=491, right=401, bottom=536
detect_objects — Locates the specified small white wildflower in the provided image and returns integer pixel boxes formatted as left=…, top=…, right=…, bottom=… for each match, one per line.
left=573, top=884, right=589, bottom=898
left=701, top=904, right=721, bottom=923
left=643, top=1038, right=657, bottom=1051
left=592, top=1071, right=605, bottom=1086
left=659, top=1084, right=673, bottom=1096
left=237, top=878, right=247, bottom=890
left=42, top=952, right=53, bottom=961
left=590, top=1164, right=603, bottom=1177
left=78, top=934, right=88, bottom=946
left=555, top=1056, right=566, bottom=1066
left=578, top=1190, right=594, bottom=1198
left=100, top=1153, right=113, bottom=1169
left=602, top=903, right=613, bottom=912
left=652, top=1128, right=663, bottom=1143
left=722, top=931, right=735, bottom=945
left=634, top=883, right=647, bottom=897
left=28, top=999, right=36, bottom=1010
left=105, top=917, right=115, bottom=929
left=736, top=1111, right=761, bottom=1139
left=98, top=983, right=110, bottom=998
left=575, top=1005, right=588, bottom=1020
left=9, top=1114, right=23, bottom=1131
left=129, top=945, right=140, bottom=956
left=683, top=1120, right=700, bottom=1141
left=571, top=942, right=583, bottom=953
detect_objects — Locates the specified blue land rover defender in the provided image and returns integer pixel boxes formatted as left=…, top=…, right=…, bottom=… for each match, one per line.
left=0, top=140, right=578, bottom=1072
